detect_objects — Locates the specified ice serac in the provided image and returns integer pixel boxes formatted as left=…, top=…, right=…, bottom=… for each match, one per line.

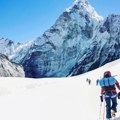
left=71, top=14, right=120, bottom=76
left=0, top=54, right=25, bottom=77
left=9, top=0, right=102, bottom=78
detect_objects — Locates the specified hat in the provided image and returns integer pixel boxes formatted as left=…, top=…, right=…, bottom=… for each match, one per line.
left=104, top=71, right=111, bottom=78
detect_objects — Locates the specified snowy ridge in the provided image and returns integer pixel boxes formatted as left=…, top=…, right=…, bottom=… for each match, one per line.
left=9, top=39, right=34, bottom=64
left=0, top=59, right=120, bottom=120
left=0, top=37, right=21, bottom=56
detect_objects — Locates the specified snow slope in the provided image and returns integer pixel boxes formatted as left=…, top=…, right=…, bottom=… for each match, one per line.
left=0, top=59, right=120, bottom=120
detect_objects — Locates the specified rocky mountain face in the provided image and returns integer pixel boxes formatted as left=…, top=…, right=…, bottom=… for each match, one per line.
left=1, top=0, right=120, bottom=78
left=0, top=54, right=25, bottom=77
left=9, top=0, right=103, bottom=78
left=71, top=14, right=120, bottom=76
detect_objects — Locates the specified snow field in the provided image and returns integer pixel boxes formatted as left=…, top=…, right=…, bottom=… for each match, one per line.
left=0, top=59, right=120, bottom=120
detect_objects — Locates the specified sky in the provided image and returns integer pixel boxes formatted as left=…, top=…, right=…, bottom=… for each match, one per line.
left=0, top=0, right=120, bottom=43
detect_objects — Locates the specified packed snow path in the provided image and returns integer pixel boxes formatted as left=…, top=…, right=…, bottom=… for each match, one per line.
left=0, top=59, right=120, bottom=120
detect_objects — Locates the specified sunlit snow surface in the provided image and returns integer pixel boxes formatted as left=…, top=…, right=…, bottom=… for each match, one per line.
left=0, top=59, right=120, bottom=120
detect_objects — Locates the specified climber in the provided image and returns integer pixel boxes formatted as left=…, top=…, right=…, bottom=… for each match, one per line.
left=99, top=71, right=120, bottom=120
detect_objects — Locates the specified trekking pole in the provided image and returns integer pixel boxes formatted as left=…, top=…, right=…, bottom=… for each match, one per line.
left=102, top=96, right=106, bottom=120
left=98, top=95, right=103, bottom=120
left=117, top=92, right=120, bottom=112
left=99, top=102, right=102, bottom=120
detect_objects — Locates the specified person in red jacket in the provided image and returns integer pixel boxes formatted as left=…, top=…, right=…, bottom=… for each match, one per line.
left=101, top=71, right=120, bottom=120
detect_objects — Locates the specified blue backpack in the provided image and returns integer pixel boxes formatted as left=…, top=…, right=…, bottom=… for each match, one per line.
left=99, top=77, right=116, bottom=87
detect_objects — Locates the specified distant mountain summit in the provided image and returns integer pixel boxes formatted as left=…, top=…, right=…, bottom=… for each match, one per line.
left=0, top=0, right=120, bottom=78
left=0, top=54, right=25, bottom=77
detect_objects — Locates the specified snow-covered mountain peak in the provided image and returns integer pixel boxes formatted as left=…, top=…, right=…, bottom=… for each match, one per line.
left=65, top=0, right=103, bottom=22
left=8, top=0, right=105, bottom=78
left=74, top=0, right=88, bottom=4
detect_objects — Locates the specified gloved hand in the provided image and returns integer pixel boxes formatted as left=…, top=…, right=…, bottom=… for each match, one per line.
left=100, top=95, right=103, bottom=102
left=118, top=92, right=120, bottom=99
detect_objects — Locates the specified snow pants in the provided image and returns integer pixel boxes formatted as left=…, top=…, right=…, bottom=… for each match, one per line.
left=105, top=92, right=117, bottom=119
